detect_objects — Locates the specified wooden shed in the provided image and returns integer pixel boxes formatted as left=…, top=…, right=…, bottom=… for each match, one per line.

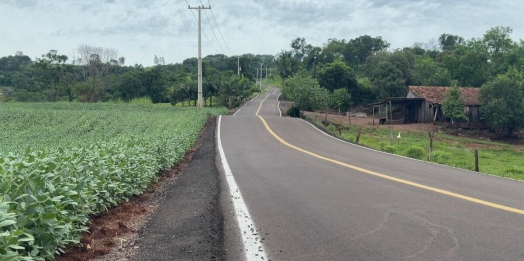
left=408, top=86, right=483, bottom=127
left=371, top=86, right=484, bottom=127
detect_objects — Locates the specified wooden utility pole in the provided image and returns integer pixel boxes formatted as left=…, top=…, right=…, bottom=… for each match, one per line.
left=260, top=64, right=263, bottom=89
left=428, top=131, right=434, bottom=160
left=256, top=68, right=260, bottom=90
left=188, top=4, right=211, bottom=109
left=474, top=150, right=479, bottom=172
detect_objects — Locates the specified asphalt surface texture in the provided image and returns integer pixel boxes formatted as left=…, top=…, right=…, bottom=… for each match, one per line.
left=132, top=117, right=223, bottom=261
left=219, top=88, right=524, bottom=261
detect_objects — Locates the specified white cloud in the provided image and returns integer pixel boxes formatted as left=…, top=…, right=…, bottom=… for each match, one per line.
left=0, top=0, right=522, bottom=66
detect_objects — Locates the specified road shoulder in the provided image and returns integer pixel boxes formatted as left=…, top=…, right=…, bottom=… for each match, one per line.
left=131, top=117, right=224, bottom=261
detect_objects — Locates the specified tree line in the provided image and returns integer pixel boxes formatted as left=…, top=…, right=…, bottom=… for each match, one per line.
left=276, top=26, right=524, bottom=135
left=0, top=46, right=276, bottom=107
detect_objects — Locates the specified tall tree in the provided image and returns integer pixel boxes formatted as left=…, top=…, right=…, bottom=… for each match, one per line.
left=290, top=37, right=312, bottom=62
left=35, top=51, right=70, bottom=101
left=317, top=60, right=357, bottom=93
left=330, top=88, right=352, bottom=114
left=483, top=26, right=517, bottom=75
left=413, top=56, right=451, bottom=86
left=479, top=67, right=524, bottom=136
left=282, top=72, right=329, bottom=111
left=442, top=82, right=468, bottom=130
left=368, top=61, right=407, bottom=100
left=72, top=44, right=121, bottom=102
left=438, top=33, right=464, bottom=51
left=276, top=50, right=298, bottom=78
left=347, top=35, right=390, bottom=69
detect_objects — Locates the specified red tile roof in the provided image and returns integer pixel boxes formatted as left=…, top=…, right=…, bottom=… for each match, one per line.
left=408, top=86, right=481, bottom=106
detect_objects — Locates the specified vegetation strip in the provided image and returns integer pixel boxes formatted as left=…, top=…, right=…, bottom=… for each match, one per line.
left=257, top=116, right=524, bottom=215
left=0, top=103, right=226, bottom=261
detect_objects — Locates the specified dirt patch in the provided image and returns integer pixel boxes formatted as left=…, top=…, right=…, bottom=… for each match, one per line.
left=302, top=111, right=439, bottom=133
left=55, top=119, right=210, bottom=261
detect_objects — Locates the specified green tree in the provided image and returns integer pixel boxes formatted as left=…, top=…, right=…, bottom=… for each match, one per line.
left=290, top=37, right=312, bottom=62
left=438, top=33, right=464, bottom=51
left=346, top=35, right=390, bottom=69
left=115, top=71, right=145, bottom=101
left=367, top=61, right=407, bottom=100
left=442, top=82, right=468, bottom=130
left=330, top=88, right=352, bottom=114
left=276, top=50, right=299, bottom=78
left=455, top=44, right=490, bottom=87
left=479, top=68, right=524, bottom=135
left=282, top=73, right=329, bottom=111
left=317, top=60, right=357, bottom=93
left=413, top=56, right=451, bottom=86
left=35, top=51, right=69, bottom=101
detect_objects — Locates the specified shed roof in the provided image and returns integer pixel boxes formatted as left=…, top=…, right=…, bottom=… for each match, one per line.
left=408, top=86, right=481, bottom=106
left=370, top=97, right=425, bottom=106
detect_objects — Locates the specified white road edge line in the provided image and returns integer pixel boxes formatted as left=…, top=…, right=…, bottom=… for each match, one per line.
left=217, top=116, right=268, bottom=260
left=298, top=118, right=523, bottom=182
left=234, top=94, right=260, bottom=116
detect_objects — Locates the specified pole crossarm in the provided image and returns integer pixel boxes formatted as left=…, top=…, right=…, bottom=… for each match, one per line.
left=188, top=5, right=211, bottom=10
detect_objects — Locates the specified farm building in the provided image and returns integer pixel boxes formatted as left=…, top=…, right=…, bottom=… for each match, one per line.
left=372, top=86, right=483, bottom=128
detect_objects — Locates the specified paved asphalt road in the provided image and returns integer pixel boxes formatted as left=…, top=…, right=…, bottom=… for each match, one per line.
left=218, top=88, right=524, bottom=261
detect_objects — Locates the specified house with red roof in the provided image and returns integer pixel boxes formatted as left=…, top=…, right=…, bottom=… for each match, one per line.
left=372, top=86, right=484, bottom=128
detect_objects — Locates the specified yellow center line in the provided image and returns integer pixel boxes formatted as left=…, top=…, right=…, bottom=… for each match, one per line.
left=256, top=94, right=270, bottom=116
left=257, top=115, right=524, bottom=215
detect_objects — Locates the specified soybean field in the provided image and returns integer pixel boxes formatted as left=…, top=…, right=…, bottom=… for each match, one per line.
left=0, top=102, right=226, bottom=260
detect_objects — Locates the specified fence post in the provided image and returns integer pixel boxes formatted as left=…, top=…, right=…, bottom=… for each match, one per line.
left=474, top=150, right=479, bottom=172
left=356, top=129, right=362, bottom=144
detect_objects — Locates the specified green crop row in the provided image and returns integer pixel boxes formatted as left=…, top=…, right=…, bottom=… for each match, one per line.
left=0, top=103, right=227, bottom=260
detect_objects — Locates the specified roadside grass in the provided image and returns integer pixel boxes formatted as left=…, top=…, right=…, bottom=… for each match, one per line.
left=310, top=117, right=524, bottom=181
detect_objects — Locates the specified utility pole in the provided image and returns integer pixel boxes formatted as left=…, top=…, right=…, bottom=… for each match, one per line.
left=188, top=4, right=211, bottom=109
left=265, top=66, right=268, bottom=81
left=256, top=68, right=260, bottom=90
left=237, top=56, right=240, bottom=76
left=260, top=64, right=263, bottom=89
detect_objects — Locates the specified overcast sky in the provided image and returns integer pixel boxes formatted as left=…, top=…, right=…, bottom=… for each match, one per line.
left=0, top=0, right=523, bottom=66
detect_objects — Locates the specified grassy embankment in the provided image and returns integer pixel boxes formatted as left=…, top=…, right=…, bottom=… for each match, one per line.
left=309, top=117, right=524, bottom=181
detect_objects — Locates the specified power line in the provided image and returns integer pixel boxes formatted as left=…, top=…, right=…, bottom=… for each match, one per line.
left=200, top=0, right=227, bottom=54
left=185, top=0, right=221, bottom=55
left=208, top=0, right=234, bottom=56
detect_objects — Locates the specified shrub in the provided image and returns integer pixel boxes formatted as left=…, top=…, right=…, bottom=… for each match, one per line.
left=378, top=142, right=396, bottom=153
left=286, top=107, right=300, bottom=118
left=326, top=124, right=337, bottom=133
left=383, top=145, right=397, bottom=154
left=216, top=94, right=240, bottom=108
left=430, top=151, right=452, bottom=164
left=405, top=146, right=426, bottom=160
left=342, top=133, right=354, bottom=142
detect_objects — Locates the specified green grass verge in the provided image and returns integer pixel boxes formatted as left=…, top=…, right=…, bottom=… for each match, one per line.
left=310, top=117, right=524, bottom=181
